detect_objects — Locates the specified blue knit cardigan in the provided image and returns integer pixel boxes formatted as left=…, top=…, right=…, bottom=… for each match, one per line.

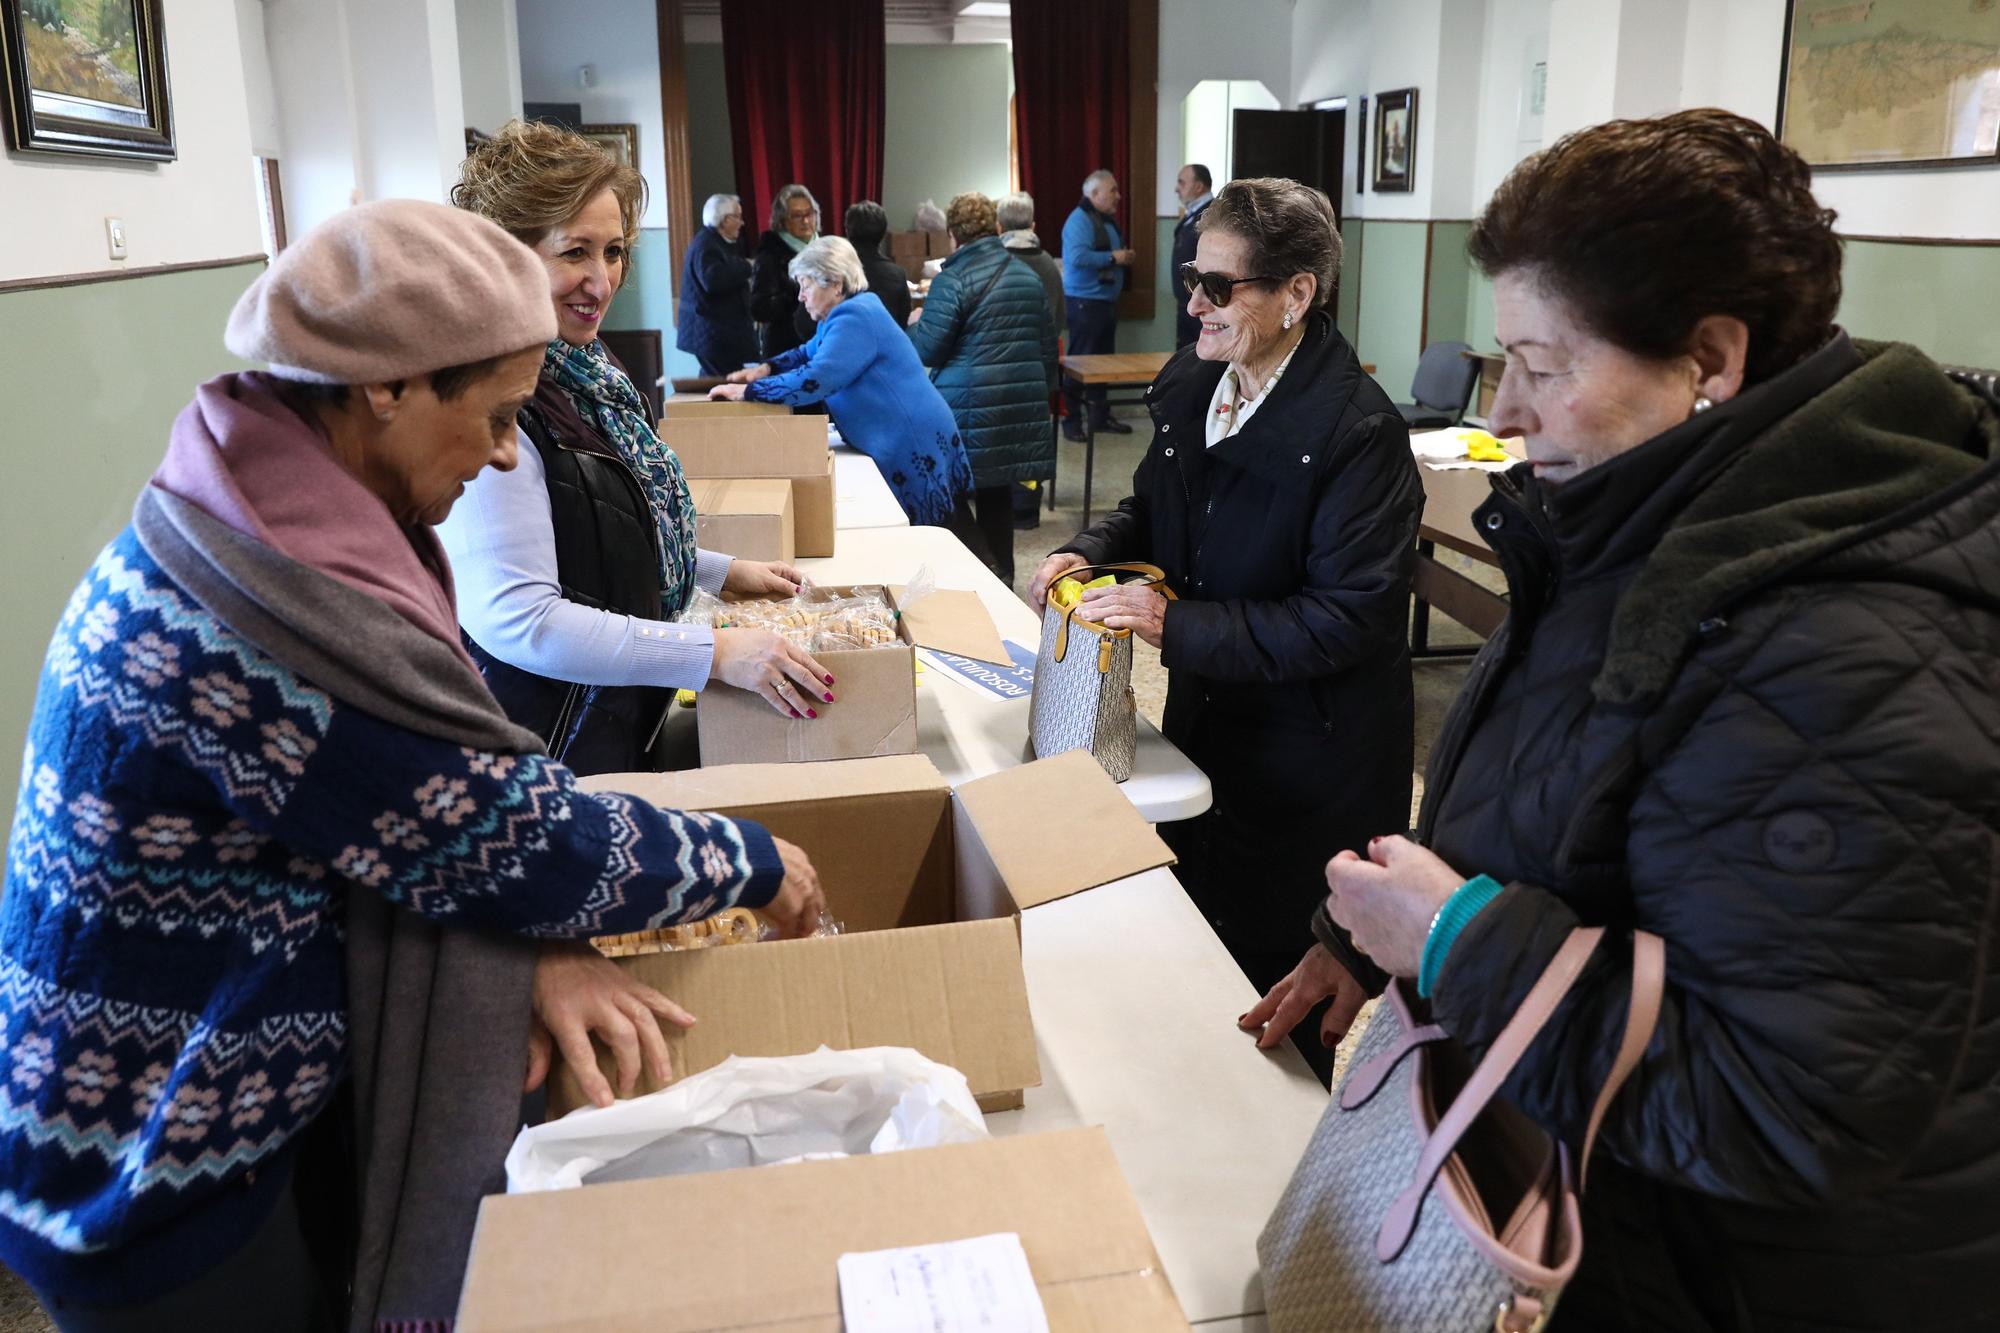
left=0, top=527, right=783, bottom=1304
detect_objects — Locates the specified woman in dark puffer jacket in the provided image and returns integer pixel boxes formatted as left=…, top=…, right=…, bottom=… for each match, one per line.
left=1247, top=109, right=2000, bottom=1331
left=910, top=191, right=1057, bottom=586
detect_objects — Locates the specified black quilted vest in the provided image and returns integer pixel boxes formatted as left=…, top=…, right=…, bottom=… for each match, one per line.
left=467, top=372, right=672, bottom=775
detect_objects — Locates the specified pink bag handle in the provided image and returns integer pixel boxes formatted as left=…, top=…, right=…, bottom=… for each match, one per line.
left=1375, top=927, right=1664, bottom=1263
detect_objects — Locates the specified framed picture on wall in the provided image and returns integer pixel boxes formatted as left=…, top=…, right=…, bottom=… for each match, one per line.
left=1372, top=87, right=1416, bottom=192
left=1777, top=0, right=2000, bottom=170
left=579, top=122, right=638, bottom=170
left=0, top=0, right=173, bottom=160
left=1356, top=94, right=1369, bottom=194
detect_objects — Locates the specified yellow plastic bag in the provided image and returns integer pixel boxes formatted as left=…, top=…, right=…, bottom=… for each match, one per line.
left=1461, top=430, right=1511, bottom=463
left=1050, top=573, right=1116, bottom=610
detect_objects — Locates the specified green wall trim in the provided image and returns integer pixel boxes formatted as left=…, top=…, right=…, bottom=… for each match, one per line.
left=1353, top=219, right=1429, bottom=396
left=1424, top=221, right=1473, bottom=361
left=0, top=260, right=263, bottom=821
left=1838, top=239, right=2000, bottom=370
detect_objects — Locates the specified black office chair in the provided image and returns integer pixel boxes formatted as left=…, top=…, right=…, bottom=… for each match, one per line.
left=1394, top=341, right=1479, bottom=428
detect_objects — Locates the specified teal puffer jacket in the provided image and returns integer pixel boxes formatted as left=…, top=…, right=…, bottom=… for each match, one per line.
left=910, top=235, right=1059, bottom=487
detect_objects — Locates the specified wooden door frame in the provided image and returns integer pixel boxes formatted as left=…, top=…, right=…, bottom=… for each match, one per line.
left=1118, top=0, right=1157, bottom=322
left=656, top=0, right=694, bottom=301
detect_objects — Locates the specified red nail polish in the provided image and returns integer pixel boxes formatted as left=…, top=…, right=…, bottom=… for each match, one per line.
left=807, top=708, right=818, bottom=718
left=789, top=707, right=802, bottom=718
left=823, top=693, right=834, bottom=703
left=824, top=675, right=836, bottom=685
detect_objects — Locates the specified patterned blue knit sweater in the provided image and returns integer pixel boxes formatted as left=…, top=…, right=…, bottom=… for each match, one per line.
left=0, top=528, right=783, bottom=1303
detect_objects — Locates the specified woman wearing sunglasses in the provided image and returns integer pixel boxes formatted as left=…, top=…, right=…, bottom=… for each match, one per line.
left=1029, top=176, right=1423, bottom=1082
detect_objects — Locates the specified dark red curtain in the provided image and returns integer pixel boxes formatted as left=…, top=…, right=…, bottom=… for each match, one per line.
left=721, top=0, right=885, bottom=238
left=1010, top=0, right=1130, bottom=258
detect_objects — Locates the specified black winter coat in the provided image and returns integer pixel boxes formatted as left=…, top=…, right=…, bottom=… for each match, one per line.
left=749, top=230, right=813, bottom=360
left=1407, top=335, right=2000, bottom=1331
left=1063, top=314, right=1423, bottom=951
left=1170, top=199, right=1209, bottom=347
left=674, top=225, right=757, bottom=373
left=857, top=247, right=912, bottom=329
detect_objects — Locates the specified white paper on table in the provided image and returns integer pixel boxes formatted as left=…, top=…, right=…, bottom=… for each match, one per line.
left=838, top=1232, right=1051, bottom=1333
left=1423, top=457, right=1517, bottom=472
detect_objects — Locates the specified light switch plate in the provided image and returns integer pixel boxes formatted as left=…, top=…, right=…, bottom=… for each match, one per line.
left=105, top=217, right=127, bottom=260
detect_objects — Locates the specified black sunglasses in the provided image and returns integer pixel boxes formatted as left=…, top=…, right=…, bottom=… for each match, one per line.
left=1179, top=262, right=1283, bottom=307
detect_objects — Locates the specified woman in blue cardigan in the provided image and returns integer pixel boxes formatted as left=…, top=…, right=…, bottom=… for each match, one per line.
left=711, top=236, right=974, bottom=527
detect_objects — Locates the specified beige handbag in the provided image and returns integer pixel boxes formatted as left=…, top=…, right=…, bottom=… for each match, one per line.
left=1258, top=927, right=1666, bottom=1332
left=1028, top=561, right=1175, bottom=781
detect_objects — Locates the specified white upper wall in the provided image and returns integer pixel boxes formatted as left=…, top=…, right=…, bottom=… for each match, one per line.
left=1158, top=0, right=1294, bottom=215
left=235, top=0, right=283, bottom=159
left=0, top=0, right=262, bottom=280
left=515, top=0, right=669, bottom=230
left=1291, top=0, right=1372, bottom=219
left=457, top=0, right=524, bottom=135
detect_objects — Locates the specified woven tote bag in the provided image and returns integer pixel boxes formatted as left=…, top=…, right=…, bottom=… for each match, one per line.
left=1258, top=927, right=1665, bottom=1332
left=1028, top=562, right=1175, bottom=781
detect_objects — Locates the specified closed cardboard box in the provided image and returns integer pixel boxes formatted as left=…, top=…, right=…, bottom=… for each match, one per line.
left=456, top=1127, right=1191, bottom=1331
left=693, top=583, right=1007, bottom=765
left=566, top=748, right=1175, bottom=1116
left=664, top=414, right=836, bottom=557
left=689, top=478, right=793, bottom=564
left=660, top=395, right=790, bottom=418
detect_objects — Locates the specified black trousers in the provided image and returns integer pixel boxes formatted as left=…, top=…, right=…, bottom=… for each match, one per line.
left=970, top=485, right=1018, bottom=588
left=1064, top=296, right=1118, bottom=427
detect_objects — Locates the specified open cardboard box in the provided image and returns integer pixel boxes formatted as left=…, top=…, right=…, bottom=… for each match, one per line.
left=689, top=477, right=794, bottom=564
left=660, top=411, right=835, bottom=557
left=696, top=582, right=1008, bottom=765
left=456, top=1127, right=1190, bottom=1331
left=565, top=749, right=1174, bottom=1117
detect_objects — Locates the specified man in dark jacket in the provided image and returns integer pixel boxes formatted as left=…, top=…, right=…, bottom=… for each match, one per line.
left=676, top=193, right=758, bottom=375
left=1170, top=163, right=1214, bottom=347
left=843, top=200, right=913, bottom=329
left=910, top=192, right=1057, bottom=585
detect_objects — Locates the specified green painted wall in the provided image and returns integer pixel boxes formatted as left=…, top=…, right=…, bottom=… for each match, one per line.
left=686, top=44, right=736, bottom=222
left=0, top=261, right=262, bottom=819
left=1464, top=265, right=1498, bottom=354
left=1353, top=220, right=1429, bottom=394
left=1336, top=218, right=1364, bottom=338
left=1424, top=221, right=1473, bottom=364
left=1839, top=239, right=2000, bottom=369
left=1115, top=217, right=1182, bottom=355
left=604, top=224, right=703, bottom=378
left=882, top=45, right=1011, bottom=225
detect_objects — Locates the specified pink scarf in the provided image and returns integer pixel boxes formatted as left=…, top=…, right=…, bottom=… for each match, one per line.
left=152, top=372, right=480, bottom=673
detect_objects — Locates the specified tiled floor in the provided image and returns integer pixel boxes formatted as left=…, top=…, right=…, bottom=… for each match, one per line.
left=0, top=421, right=1500, bottom=1323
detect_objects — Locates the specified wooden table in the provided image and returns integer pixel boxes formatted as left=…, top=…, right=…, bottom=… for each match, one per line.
left=1058, top=352, right=1173, bottom=526
left=1413, top=460, right=1510, bottom=655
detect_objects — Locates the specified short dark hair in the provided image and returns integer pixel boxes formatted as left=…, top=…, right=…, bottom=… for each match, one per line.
left=1185, top=163, right=1212, bottom=189
left=273, top=352, right=513, bottom=418
left=844, top=200, right=889, bottom=251
left=1196, top=177, right=1341, bottom=310
left=1467, top=108, right=1842, bottom=387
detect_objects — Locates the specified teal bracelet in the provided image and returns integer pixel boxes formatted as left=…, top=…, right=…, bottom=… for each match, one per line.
left=1416, top=874, right=1504, bottom=999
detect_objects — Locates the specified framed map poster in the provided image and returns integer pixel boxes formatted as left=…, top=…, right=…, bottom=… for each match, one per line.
left=1778, top=0, right=2000, bottom=170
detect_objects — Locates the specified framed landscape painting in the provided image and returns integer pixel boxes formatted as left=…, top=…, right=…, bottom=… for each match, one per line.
left=0, top=0, right=172, bottom=159
left=1372, top=87, right=1416, bottom=192
left=1778, top=0, right=2000, bottom=170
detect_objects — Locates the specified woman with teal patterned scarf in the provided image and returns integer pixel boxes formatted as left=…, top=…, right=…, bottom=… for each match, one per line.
left=444, top=119, right=838, bottom=775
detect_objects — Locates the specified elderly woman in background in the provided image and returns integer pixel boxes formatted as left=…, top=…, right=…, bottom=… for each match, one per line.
left=675, top=192, right=758, bottom=375
left=843, top=199, right=913, bottom=328
left=446, top=121, right=834, bottom=778
left=1249, top=110, right=2000, bottom=1329
left=751, top=183, right=821, bottom=360
left=1031, top=177, right=1421, bottom=1080
left=712, top=237, right=974, bottom=530
left=911, top=191, right=1057, bottom=587
left=0, top=201, right=826, bottom=1332
left=998, top=190, right=1065, bottom=337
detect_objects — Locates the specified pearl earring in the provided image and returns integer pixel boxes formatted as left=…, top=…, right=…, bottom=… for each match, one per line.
left=1692, top=395, right=1715, bottom=414
left=1282, top=312, right=1294, bottom=330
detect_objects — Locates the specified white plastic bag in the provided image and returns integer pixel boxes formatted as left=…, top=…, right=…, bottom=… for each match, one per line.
left=504, top=1045, right=988, bottom=1193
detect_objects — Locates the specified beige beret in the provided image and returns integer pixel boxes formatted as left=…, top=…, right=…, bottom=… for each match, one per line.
left=226, top=198, right=557, bottom=385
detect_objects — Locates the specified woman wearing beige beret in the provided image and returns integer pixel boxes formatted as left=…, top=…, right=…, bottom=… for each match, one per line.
left=0, top=199, right=826, bottom=1331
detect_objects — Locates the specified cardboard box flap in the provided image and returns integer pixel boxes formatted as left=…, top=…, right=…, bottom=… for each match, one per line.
left=688, top=477, right=793, bottom=514
left=660, top=415, right=829, bottom=478
left=955, top=750, right=1175, bottom=909
left=660, top=395, right=790, bottom=418
left=895, top=587, right=1011, bottom=664
left=456, top=1128, right=1189, bottom=1332
left=553, top=918, right=1039, bottom=1114
left=579, top=752, right=946, bottom=810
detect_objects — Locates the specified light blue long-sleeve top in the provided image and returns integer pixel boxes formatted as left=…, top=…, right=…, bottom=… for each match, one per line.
left=437, top=428, right=734, bottom=689
left=1061, top=202, right=1126, bottom=301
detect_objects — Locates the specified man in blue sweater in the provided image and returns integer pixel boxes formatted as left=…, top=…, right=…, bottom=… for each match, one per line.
left=1060, top=169, right=1137, bottom=440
